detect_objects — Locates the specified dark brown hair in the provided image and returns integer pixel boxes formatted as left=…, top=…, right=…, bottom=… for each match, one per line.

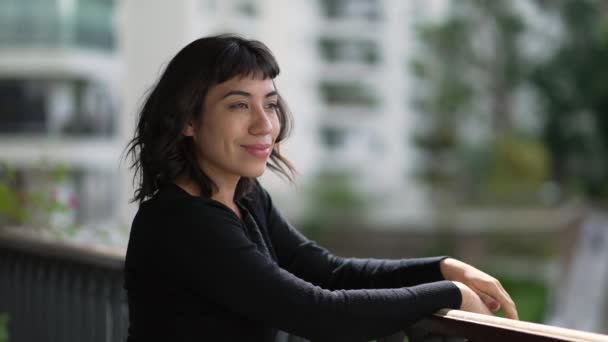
left=124, top=34, right=295, bottom=204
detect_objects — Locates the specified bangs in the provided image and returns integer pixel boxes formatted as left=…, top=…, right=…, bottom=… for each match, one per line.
left=212, top=38, right=280, bottom=83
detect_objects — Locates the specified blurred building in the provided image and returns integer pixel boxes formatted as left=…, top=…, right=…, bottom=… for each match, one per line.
left=0, top=0, right=450, bottom=244
left=0, top=0, right=121, bottom=231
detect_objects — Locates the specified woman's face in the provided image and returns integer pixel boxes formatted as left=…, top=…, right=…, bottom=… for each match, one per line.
left=184, top=75, right=281, bottom=184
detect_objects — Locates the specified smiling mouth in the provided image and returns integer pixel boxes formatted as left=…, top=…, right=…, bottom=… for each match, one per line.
left=241, top=144, right=272, bottom=159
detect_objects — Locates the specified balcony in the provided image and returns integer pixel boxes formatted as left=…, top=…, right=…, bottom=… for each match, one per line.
left=0, top=228, right=126, bottom=342
left=0, top=0, right=116, bottom=52
left=0, top=228, right=607, bottom=342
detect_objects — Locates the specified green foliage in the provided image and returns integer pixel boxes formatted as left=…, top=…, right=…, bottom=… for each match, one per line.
left=412, top=0, right=608, bottom=204
left=412, top=17, right=475, bottom=117
left=299, top=171, right=370, bottom=239
left=530, top=0, right=608, bottom=201
left=411, top=1, right=532, bottom=203
left=0, top=163, right=27, bottom=223
left=492, top=273, right=548, bottom=323
left=0, top=161, right=73, bottom=232
left=0, top=313, right=9, bottom=342
left=311, top=175, right=367, bottom=211
left=464, top=133, right=551, bottom=205
left=487, top=232, right=556, bottom=259
left=486, top=135, right=549, bottom=196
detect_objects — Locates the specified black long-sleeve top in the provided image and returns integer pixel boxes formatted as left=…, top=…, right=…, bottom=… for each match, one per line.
left=123, top=181, right=462, bottom=341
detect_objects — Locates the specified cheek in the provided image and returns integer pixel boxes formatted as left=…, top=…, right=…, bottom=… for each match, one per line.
left=272, top=115, right=281, bottom=137
left=198, top=118, right=245, bottom=155
left=196, top=120, right=225, bottom=156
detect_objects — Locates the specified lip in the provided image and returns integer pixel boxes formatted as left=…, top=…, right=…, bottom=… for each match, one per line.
left=241, top=144, right=272, bottom=159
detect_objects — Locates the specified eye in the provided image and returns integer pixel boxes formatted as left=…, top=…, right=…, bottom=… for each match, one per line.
left=264, top=102, right=278, bottom=111
left=229, top=102, right=249, bottom=110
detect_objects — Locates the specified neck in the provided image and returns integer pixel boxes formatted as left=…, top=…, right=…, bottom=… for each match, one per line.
left=174, top=175, right=239, bottom=201
left=174, top=170, right=241, bottom=218
left=211, top=184, right=238, bottom=207
left=203, top=165, right=240, bottom=207
left=208, top=177, right=242, bottom=220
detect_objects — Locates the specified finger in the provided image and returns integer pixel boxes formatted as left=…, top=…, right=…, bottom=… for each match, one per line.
left=497, top=282, right=517, bottom=307
left=489, top=283, right=519, bottom=320
left=480, top=304, right=495, bottom=316
left=470, top=282, right=518, bottom=320
left=474, top=295, right=495, bottom=316
left=475, top=291, right=501, bottom=312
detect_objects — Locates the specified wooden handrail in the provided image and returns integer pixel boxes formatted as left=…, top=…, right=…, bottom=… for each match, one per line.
left=0, top=228, right=124, bottom=270
left=407, top=309, right=608, bottom=342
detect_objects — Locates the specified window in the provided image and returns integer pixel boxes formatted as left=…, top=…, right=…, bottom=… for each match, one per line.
left=75, top=0, right=116, bottom=50
left=319, top=0, right=382, bottom=21
left=0, top=0, right=116, bottom=51
left=234, top=0, right=257, bottom=17
left=0, top=78, right=116, bottom=137
left=319, top=81, right=379, bottom=107
left=0, top=79, right=46, bottom=133
left=319, top=38, right=380, bottom=64
left=320, top=125, right=346, bottom=149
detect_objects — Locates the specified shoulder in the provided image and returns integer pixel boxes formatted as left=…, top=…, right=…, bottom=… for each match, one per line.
left=152, top=193, right=245, bottom=248
left=139, top=183, right=242, bottom=228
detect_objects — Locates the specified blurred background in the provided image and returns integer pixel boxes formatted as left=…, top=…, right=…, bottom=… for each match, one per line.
left=0, top=0, right=607, bottom=339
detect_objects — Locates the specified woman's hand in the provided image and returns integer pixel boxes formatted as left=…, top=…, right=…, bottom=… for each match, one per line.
left=451, top=281, right=494, bottom=316
left=440, top=258, right=519, bottom=320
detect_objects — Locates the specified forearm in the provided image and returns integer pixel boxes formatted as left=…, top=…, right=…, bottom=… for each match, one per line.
left=325, top=255, right=450, bottom=290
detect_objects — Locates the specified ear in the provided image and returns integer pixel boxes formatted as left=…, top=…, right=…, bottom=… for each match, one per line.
left=182, top=120, right=195, bottom=137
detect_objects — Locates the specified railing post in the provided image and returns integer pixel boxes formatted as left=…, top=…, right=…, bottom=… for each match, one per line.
left=0, top=230, right=127, bottom=342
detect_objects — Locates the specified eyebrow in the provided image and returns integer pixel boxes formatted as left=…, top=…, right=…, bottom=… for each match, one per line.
left=221, top=90, right=278, bottom=99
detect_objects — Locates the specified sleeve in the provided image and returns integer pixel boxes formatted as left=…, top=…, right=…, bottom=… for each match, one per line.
left=260, top=187, right=452, bottom=290
left=168, top=201, right=462, bottom=342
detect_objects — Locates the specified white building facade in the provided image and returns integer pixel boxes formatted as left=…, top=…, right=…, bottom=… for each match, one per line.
left=0, top=0, right=449, bottom=247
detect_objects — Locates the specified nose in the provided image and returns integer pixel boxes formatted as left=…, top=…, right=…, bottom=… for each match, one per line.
left=249, top=104, right=273, bottom=135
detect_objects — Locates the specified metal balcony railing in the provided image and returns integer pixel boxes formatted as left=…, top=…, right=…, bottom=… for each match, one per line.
left=0, top=229, right=127, bottom=342
left=1, top=229, right=608, bottom=342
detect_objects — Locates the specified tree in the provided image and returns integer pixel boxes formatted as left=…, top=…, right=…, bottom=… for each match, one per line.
left=530, top=0, right=608, bottom=202
left=411, top=0, right=549, bottom=206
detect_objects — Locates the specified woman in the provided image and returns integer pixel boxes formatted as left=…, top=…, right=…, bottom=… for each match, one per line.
left=123, top=34, right=518, bottom=342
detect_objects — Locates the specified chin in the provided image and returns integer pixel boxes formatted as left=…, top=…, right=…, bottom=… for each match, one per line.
left=240, top=165, right=267, bottom=178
